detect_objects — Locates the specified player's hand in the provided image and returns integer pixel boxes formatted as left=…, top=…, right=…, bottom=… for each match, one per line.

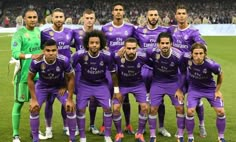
left=30, top=99, right=40, bottom=113
left=32, top=54, right=43, bottom=61
left=175, top=89, right=184, bottom=104
left=113, top=93, right=123, bottom=103
left=117, top=46, right=125, bottom=58
left=65, top=99, right=75, bottom=113
left=215, top=90, right=223, bottom=101
left=58, top=87, right=67, bottom=96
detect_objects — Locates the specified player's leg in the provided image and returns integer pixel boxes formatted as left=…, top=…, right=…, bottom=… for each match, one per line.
left=12, top=82, right=30, bottom=142
left=88, top=97, right=99, bottom=135
left=95, top=84, right=113, bottom=142
left=57, top=91, right=77, bottom=142
left=196, top=100, right=207, bottom=137
left=30, top=86, right=48, bottom=142
left=185, top=90, right=199, bottom=142
left=148, top=82, right=163, bottom=142
left=210, top=94, right=226, bottom=142
left=76, top=82, right=92, bottom=142
left=171, top=93, right=185, bottom=141
left=113, top=95, right=123, bottom=142
left=44, top=95, right=55, bottom=139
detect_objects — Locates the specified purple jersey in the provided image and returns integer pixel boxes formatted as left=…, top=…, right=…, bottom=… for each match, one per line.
left=29, top=54, right=73, bottom=87
left=168, top=25, right=206, bottom=52
left=183, top=53, right=222, bottom=91
left=73, top=27, right=86, bottom=51
left=147, top=47, right=183, bottom=83
left=113, top=51, right=148, bottom=87
left=134, top=25, right=168, bottom=49
left=41, top=27, right=73, bottom=59
left=102, top=22, right=135, bottom=53
left=71, top=50, right=115, bottom=85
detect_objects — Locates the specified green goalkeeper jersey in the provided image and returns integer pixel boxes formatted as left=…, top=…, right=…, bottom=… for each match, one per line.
left=11, top=27, right=41, bottom=83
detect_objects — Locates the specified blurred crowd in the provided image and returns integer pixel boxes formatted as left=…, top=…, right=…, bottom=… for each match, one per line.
left=0, top=0, right=236, bottom=27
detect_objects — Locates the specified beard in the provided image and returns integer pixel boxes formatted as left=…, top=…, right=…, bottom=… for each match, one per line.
left=148, top=19, right=158, bottom=26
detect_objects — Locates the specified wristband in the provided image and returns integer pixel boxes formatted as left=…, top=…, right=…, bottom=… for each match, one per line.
left=25, top=54, right=32, bottom=59
left=114, top=87, right=120, bottom=93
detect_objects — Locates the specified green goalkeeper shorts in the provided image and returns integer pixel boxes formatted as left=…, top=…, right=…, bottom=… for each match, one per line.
left=14, top=82, right=30, bottom=102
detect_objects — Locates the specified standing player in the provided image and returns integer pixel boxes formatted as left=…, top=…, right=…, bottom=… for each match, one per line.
left=112, top=37, right=149, bottom=142
left=11, top=8, right=42, bottom=142
left=41, top=8, right=74, bottom=138
left=168, top=4, right=207, bottom=137
left=71, top=30, right=115, bottom=142
left=134, top=8, right=171, bottom=137
left=183, top=43, right=226, bottom=142
left=28, top=39, right=77, bottom=142
left=73, top=9, right=99, bottom=135
left=102, top=2, right=135, bottom=135
left=147, top=32, right=185, bottom=142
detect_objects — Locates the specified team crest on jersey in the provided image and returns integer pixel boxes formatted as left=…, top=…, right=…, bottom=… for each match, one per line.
left=25, top=33, right=30, bottom=38
left=13, top=41, right=18, bottom=47
left=41, top=63, right=46, bottom=72
left=184, top=35, right=188, bottom=40
left=66, top=34, right=70, bottom=40
left=137, top=63, right=141, bottom=68
left=170, top=62, right=175, bottom=67
left=20, top=95, right=25, bottom=100
left=109, top=27, right=113, bottom=32
left=188, top=60, right=192, bottom=66
left=155, top=54, right=160, bottom=60
left=203, top=68, right=207, bottom=74
left=124, top=31, right=128, bottom=36
left=121, top=58, right=125, bottom=64
left=143, top=28, right=148, bottom=34
left=100, top=61, right=104, bottom=66
left=79, top=30, right=84, bottom=36
left=84, top=55, right=89, bottom=61
left=56, top=66, right=61, bottom=72
left=49, top=31, right=54, bottom=36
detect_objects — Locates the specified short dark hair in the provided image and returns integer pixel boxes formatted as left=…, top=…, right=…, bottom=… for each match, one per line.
left=124, top=37, right=138, bottom=46
left=23, top=8, right=37, bottom=17
left=112, top=2, right=125, bottom=11
left=176, top=4, right=188, bottom=13
left=83, top=30, right=106, bottom=50
left=147, top=7, right=158, bottom=12
left=156, top=32, right=173, bottom=43
left=191, top=43, right=207, bottom=54
left=43, top=39, right=57, bottom=49
left=52, top=8, right=64, bottom=16
left=83, top=9, right=95, bottom=15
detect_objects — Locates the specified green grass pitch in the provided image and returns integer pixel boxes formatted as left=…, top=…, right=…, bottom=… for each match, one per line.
left=0, top=34, right=235, bottom=142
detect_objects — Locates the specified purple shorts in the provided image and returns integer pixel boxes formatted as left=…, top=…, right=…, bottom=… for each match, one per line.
left=113, top=83, right=147, bottom=104
left=187, top=89, right=224, bottom=108
left=150, top=81, right=181, bottom=107
left=76, top=82, right=111, bottom=110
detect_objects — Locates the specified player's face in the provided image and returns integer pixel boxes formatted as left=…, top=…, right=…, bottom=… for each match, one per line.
left=52, top=11, right=65, bottom=28
left=112, top=5, right=124, bottom=20
left=88, top=37, right=100, bottom=55
left=83, top=13, right=95, bottom=27
left=147, top=10, right=159, bottom=26
left=43, top=45, right=58, bottom=63
left=175, top=9, right=188, bottom=24
left=24, top=11, right=38, bottom=29
left=192, top=48, right=205, bottom=65
left=158, top=37, right=172, bottom=54
left=125, top=42, right=137, bottom=59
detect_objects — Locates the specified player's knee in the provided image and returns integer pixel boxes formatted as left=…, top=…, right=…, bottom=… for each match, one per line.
left=176, top=106, right=184, bottom=114
left=187, top=108, right=195, bottom=116
left=216, top=108, right=225, bottom=116
left=140, top=103, right=148, bottom=114
left=150, top=106, right=158, bottom=115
